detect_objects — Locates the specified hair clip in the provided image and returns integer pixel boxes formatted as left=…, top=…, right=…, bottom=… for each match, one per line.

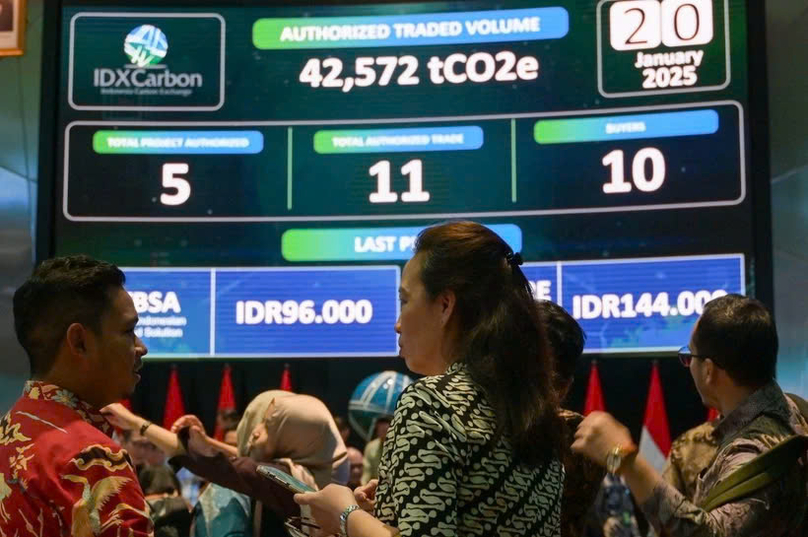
left=505, top=251, right=523, bottom=267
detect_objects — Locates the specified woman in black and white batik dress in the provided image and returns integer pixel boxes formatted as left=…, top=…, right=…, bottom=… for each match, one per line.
left=373, top=361, right=564, bottom=537
left=293, top=222, right=567, bottom=537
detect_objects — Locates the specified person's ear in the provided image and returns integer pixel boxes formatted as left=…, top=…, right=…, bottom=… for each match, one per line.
left=65, top=323, right=90, bottom=357
left=704, top=359, right=717, bottom=385
left=438, top=289, right=456, bottom=326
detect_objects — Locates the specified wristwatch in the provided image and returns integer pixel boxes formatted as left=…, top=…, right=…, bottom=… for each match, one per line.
left=605, top=442, right=638, bottom=475
left=339, top=504, right=362, bottom=537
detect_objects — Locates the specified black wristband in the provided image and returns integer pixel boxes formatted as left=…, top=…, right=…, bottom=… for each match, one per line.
left=139, top=420, right=152, bottom=436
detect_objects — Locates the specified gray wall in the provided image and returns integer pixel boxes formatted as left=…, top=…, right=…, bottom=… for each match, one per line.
left=0, top=1, right=805, bottom=413
left=766, top=0, right=808, bottom=396
left=0, top=0, right=41, bottom=412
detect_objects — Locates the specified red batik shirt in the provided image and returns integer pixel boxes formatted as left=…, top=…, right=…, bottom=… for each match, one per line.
left=0, top=381, right=153, bottom=537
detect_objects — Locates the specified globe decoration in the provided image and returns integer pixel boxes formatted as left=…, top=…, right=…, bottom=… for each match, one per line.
left=348, top=371, right=413, bottom=442
left=124, top=24, right=168, bottom=68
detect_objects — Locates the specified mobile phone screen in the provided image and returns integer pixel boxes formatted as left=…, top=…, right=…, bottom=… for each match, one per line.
left=257, top=465, right=316, bottom=494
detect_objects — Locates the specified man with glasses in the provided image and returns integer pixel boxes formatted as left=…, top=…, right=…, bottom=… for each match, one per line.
left=571, top=294, right=807, bottom=536
left=654, top=348, right=723, bottom=506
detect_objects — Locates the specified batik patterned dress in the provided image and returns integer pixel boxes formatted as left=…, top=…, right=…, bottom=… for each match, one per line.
left=0, top=381, right=153, bottom=536
left=374, top=361, right=564, bottom=537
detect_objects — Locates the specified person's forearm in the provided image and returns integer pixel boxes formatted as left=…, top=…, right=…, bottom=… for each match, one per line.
left=619, top=454, right=663, bottom=504
left=204, top=436, right=238, bottom=457
left=347, top=509, right=400, bottom=537
left=137, top=418, right=185, bottom=457
left=172, top=447, right=301, bottom=520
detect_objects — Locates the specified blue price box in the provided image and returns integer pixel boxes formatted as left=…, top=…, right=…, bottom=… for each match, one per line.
left=560, top=255, right=744, bottom=352
left=122, top=269, right=213, bottom=356
left=522, top=263, right=559, bottom=302
left=214, top=267, right=400, bottom=357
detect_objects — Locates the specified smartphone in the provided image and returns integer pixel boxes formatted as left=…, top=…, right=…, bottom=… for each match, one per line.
left=256, top=464, right=316, bottom=494
left=284, top=517, right=319, bottom=537
left=284, top=520, right=309, bottom=537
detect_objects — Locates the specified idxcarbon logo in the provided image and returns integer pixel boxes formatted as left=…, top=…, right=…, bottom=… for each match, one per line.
left=73, top=13, right=223, bottom=109
left=124, top=24, right=168, bottom=67
left=92, top=23, right=204, bottom=96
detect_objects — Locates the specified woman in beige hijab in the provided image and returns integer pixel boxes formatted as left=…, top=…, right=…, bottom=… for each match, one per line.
left=237, top=390, right=350, bottom=490
left=103, top=390, right=349, bottom=536
left=186, top=390, right=349, bottom=536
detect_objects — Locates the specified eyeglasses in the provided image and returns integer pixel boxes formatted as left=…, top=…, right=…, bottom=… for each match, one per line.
left=677, top=345, right=711, bottom=367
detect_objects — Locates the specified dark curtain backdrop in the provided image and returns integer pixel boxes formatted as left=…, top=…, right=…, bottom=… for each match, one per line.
left=130, top=355, right=707, bottom=450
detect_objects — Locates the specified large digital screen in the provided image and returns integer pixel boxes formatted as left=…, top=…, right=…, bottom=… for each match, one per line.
left=45, top=0, right=765, bottom=358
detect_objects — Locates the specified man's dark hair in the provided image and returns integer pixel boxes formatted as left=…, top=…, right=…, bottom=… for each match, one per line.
left=222, top=423, right=239, bottom=435
left=536, top=300, right=585, bottom=387
left=138, top=464, right=181, bottom=496
left=217, top=408, right=241, bottom=430
left=13, top=255, right=125, bottom=377
left=693, top=294, right=778, bottom=387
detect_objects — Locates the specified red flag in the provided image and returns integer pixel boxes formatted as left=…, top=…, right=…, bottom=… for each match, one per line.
left=214, top=365, right=237, bottom=440
left=162, top=366, right=186, bottom=430
left=280, top=363, right=293, bottom=392
left=583, top=360, right=606, bottom=415
left=638, top=362, right=672, bottom=472
left=706, top=407, right=720, bottom=422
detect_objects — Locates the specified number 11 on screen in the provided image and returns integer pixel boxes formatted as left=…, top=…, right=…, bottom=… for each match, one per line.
left=368, top=159, right=430, bottom=204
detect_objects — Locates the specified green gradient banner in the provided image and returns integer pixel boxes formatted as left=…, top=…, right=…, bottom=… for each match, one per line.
left=252, top=8, right=569, bottom=50
left=313, top=126, right=483, bottom=153
left=92, top=130, right=264, bottom=154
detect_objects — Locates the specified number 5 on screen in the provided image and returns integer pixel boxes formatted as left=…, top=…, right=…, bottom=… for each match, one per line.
left=609, top=0, right=713, bottom=51
left=161, top=163, right=191, bottom=206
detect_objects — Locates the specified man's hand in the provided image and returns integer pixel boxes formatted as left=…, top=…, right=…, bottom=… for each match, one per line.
left=354, top=479, right=378, bottom=512
left=574, top=412, right=662, bottom=506
left=101, top=402, right=143, bottom=432
left=571, top=411, right=634, bottom=467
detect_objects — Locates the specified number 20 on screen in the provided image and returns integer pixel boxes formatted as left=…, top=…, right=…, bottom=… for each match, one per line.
left=609, top=0, right=713, bottom=50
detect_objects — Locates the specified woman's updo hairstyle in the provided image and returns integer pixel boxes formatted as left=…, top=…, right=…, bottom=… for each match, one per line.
left=414, top=221, right=564, bottom=465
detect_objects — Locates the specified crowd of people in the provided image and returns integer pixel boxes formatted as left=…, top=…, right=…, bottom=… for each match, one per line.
left=1, top=221, right=806, bottom=537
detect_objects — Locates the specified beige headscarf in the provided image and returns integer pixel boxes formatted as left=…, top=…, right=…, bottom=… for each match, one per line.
left=236, top=390, right=349, bottom=490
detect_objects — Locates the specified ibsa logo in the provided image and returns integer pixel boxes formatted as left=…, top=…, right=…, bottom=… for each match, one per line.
left=129, top=291, right=182, bottom=314
left=124, top=24, right=168, bottom=68
left=92, top=24, right=203, bottom=93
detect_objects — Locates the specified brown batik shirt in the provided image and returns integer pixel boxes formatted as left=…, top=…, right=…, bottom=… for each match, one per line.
left=641, top=380, right=808, bottom=537
left=663, top=420, right=719, bottom=500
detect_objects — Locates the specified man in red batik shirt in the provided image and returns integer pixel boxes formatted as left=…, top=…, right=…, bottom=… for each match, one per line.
left=1, top=255, right=153, bottom=536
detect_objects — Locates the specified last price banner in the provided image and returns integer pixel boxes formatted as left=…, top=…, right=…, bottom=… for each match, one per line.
left=124, top=266, right=400, bottom=358
left=124, top=254, right=743, bottom=358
